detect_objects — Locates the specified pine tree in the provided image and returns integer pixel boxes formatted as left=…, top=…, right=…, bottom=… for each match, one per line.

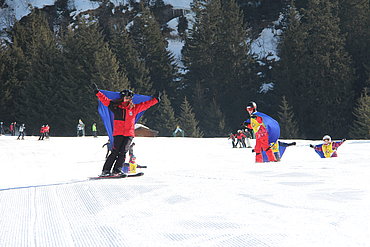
left=278, top=96, right=300, bottom=139
left=276, top=1, right=308, bottom=111
left=0, top=44, right=27, bottom=124
left=349, top=87, right=370, bottom=139
left=182, top=0, right=256, bottom=135
left=62, top=18, right=129, bottom=135
left=301, top=0, right=355, bottom=138
left=277, top=0, right=355, bottom=138
left=201, top=97, right=226, bottom=137
left=129, top=6, right=177, bottom=94
left=109, top=27, right=153, bottom=95
left=178, top=97, right=203, bottom=137
left=10, top=9, right=65, bottom=134
left=338, top=0, right=370, bottom=96
left=146, top=91, right=178, bottom=136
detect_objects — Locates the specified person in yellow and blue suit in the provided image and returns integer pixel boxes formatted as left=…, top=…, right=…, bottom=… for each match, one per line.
left=245, top=102, right=279, bottom=163
left=310, top=135, right=346, bottom=158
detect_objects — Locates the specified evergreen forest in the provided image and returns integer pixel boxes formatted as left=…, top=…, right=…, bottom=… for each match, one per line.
left=0, top=0, right=369, bottom=139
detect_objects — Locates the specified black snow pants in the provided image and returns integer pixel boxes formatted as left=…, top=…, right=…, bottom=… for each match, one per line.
left=102, top=135, right=133, bottom=173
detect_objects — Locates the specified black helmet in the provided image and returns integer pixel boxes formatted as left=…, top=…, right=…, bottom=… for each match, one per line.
left=120, top=89, right=134, bottom=98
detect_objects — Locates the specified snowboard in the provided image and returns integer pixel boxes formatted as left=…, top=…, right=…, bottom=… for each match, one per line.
left=89, top=172, right=144, bottom=180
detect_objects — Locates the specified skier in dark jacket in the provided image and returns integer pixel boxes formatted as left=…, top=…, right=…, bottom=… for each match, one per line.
left=94, top=84, right=160, bottom=177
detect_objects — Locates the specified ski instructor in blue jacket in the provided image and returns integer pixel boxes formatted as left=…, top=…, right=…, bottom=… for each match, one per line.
left=93, top=83, right=160, bottom=177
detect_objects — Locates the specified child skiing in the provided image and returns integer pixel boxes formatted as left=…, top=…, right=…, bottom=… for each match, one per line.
left=94, top=84, right=160, bottom=177
left=310, top=135, right=346, bottom=158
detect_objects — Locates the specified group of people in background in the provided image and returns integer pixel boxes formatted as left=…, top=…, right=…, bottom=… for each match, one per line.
left=77, top=119, right=98, bottom=137
left=38, top=125, right=51, bottom=140
left=0, top=121, right=27, bottom=139
left=228, top=130, right=252, bottom=148
left=0, top=119, right=97, bottom=140
left=237, top=101, right=346, bottom=163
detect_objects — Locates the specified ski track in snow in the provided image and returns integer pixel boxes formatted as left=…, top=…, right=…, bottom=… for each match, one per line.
left=0, top=136, right=370, bottom=246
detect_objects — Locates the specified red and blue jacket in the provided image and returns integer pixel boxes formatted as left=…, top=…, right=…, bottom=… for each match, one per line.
left=96, top=91, right=158, bottom=137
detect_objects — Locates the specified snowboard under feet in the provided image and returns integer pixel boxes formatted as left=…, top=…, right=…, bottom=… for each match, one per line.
left=89, top=172, right=144, bottom=180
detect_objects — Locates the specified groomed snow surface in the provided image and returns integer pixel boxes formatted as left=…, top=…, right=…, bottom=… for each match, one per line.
left=1, top=136, right=369, bottom=247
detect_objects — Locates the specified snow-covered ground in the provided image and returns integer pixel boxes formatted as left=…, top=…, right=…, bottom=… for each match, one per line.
left=1, top=135, right=370, bottom=246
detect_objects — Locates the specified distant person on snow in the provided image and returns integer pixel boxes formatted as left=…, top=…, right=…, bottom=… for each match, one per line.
left=39, top=125, right=46, bottom=140
left=310, top=135, right=346, bottom=158
left=10, top=122, right=16, bottom=136
left=235, top=130, right=246, bottom=148
left=228, top=132, right=237, bottom=148
left=243, top=129, right=252, bottom=148
left=77, top=119, right=85, bottom=137
left=94, top=84, right=160, bottom=177
left=0, top=121, right=5, bottom=135
left=17, top=124, right=25, bottom=140
left=92, top=122, right=98, bottom=138
left=173, top=126, right=185, bottom=137
left=44, top=124, right=50, bottom=139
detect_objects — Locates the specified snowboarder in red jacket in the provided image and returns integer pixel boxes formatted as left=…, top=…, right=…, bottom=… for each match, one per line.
left=94, top=84, right=160, bottom=177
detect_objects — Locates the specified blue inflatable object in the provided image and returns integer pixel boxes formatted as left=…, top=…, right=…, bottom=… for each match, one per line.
left=97, top=90, right=153, bottom=150
left=312, top=144, right=326, bottom=158
left=253, top=112, right=280, bottom=144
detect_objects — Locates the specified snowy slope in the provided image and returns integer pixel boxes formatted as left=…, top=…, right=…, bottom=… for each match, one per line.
left=1, top=135, right=370, bottom=246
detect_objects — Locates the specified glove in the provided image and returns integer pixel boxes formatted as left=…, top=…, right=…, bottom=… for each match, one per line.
left=251, top=149, right=255, bottom=153
left=154, top=91, right=162, bottom=102
left=92, top=83, right=99, bottom=94
left=341, top=138, right=346, bottom=142
left=309, top=144, right=314, bottom=148
left=290, top=142, right=296, bottom=146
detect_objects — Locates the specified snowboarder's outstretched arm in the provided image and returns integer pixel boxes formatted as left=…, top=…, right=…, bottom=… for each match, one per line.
left=309, top=144, right=322, bottom=151
left=96, top=91, right=112, bottom=107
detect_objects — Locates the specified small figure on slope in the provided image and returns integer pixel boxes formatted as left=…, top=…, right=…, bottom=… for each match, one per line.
left=228, top=132, right=237, bottom=148
left=17, top=123, right=25, bottom=140
left=235, top=130, right=246, bottom=148
left=310, top=135, right=346, bottom=158
left=0, top=121, right=5, bottom=135
left=38, top=125, right=46, bottom=140
left=173, top=125, right=185, bottom=137
left=44, top=124, right=50, bottom=139
left=77, top=119, right=85, bottom=137
left=92, top=122, right=97, bottom=138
